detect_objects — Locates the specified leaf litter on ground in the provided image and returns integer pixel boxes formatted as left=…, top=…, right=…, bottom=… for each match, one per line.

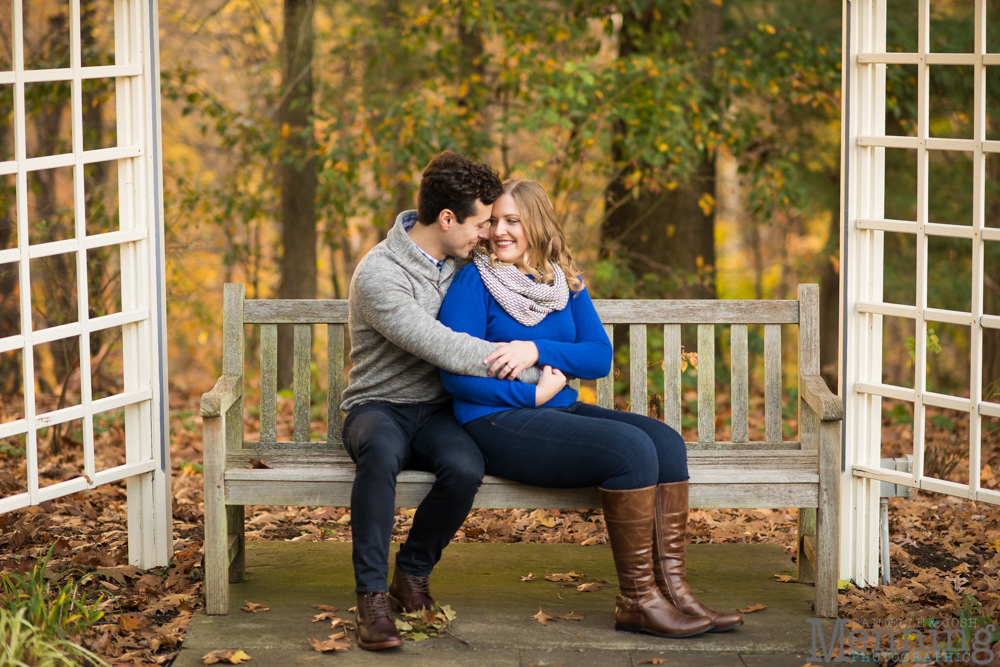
left=393, top=604, right=457, bottom=641
left=3, top=393, right=1000, bottom=665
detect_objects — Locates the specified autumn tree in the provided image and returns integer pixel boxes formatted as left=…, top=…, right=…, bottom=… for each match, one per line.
left=605, top=1, right=721, bottom=300
left=277, top=0, right=318, bottom=389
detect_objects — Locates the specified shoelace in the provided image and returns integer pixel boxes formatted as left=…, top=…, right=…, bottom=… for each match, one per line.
left=365, top=592, right=392, bottom=618
left=402, top=573, right=430, bottom=595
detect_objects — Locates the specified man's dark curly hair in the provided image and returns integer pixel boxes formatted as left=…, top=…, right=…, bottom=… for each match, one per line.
left=416, top=151, right=503, bottom=226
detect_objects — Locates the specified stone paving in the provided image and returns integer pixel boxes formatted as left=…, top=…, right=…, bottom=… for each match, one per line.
left=172, top=542, right=833, bottom=667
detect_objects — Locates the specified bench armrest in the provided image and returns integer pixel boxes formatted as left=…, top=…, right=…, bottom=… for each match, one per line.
left=201, top=374, right=244, bottom=418
left=800, top=374, right=843, bottom=421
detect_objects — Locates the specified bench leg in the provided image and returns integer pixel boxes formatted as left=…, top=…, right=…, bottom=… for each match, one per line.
left=228, top=505, right=246, bottom=583
left=204, top=415, right=229, bottom=615
left=797, top=508, right=817, bottom=585
left=814, top=419, right=842, bottom=618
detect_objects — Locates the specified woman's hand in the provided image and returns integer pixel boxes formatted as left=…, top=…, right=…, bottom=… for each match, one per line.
left=534, top=365, right=567, bottom=406
left=484, top=340, right=539, bottom=380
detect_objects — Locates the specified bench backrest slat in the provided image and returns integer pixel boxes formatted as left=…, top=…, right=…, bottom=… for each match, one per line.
left=229, top=287, right=821, bottom=452
left=244, top=300, right=349, bottom=323
left=260, top=323, right=278, bottom=443
left=597, top=324, right=615, bottom=410
left=630, top=324, right=647, bottom=415
left=327, top=324, right=345, bottom=445
left=697, top=324, right=716, bottom=443
left=592, top=299, right=798, bottom=324
left=764, top=324, right=783, bottom=443
left=293, top=324, right=312, bottom=442
left=730, top=324, right=749, bottom=444
left=663, top=324, right=682, bottom=432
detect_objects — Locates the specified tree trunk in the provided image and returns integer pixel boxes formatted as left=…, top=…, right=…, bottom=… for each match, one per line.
left=277, top=0, right=317, bottom=390
left=818, top=211, right=841, bottom=392
left=603, top=2, right=720, bottom=300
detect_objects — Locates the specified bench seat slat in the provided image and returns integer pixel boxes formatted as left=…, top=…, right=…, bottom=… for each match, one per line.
left=224, top=479, right=818, bottom=510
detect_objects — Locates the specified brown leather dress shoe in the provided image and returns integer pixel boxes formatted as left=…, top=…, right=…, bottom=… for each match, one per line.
left=388, top=566, right=435, bottom=613
left=354, top=592, right=403, bottom=650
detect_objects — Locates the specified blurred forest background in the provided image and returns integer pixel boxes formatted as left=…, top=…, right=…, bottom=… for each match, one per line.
left=3, top=0, right=1000, bottom=489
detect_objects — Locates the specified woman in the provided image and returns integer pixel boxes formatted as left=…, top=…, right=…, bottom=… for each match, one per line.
left=438, top=179, right=742, bottom=638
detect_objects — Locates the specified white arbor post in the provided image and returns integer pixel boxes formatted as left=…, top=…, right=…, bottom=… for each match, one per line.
left=0, top=0, right=171, bottom=568
left=841, top=0, right=1000, bottom=586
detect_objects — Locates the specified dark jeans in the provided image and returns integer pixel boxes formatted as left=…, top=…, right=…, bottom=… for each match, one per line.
left=342, top=401, right=484, bottom=593
left=464, top=402, right=688, bottom=491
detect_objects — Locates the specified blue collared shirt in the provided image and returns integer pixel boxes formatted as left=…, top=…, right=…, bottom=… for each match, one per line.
left=401, top=214, right=446, bottom=271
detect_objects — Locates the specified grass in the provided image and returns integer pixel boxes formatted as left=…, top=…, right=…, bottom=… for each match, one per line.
left=0, top=544, right=109, bottom=666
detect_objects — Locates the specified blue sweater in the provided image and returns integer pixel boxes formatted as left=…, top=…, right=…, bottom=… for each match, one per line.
left=439, top=263, right=613, bottom=424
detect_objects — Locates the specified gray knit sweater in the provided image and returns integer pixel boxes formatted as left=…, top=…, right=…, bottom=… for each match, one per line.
left=341, top=210, right=540, bottom=411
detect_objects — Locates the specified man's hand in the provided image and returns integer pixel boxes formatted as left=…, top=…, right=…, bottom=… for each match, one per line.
left=534, top=366, right=567, bottom=406
left=484, top=341, right=539, bottom=380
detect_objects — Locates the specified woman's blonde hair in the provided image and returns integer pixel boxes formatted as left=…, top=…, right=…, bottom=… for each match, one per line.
left=485, top=179, right=584, bottom=292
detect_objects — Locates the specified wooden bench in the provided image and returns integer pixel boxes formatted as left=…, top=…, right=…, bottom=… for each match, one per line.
left=201, top=283, right=842, bottom=617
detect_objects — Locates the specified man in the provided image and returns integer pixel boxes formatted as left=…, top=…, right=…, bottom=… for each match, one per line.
left=340, top=151, right=540, bottom=650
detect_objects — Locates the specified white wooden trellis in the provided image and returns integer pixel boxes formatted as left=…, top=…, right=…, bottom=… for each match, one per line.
left=0, top=0, right=171, bottom=568
left=841, top=0, right=1000, bottom=586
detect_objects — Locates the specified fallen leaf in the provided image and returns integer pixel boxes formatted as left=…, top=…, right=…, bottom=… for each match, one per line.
left=241, top=600, right=269, bottom=613
left=545, top=571, right=585, bottom=582
left=638, top=659, right=669, bottom=665
left=738, top=604, right=767, bottom=613
left=200, top=649, right=253, bottom=665
left=520, top=573, right=535, bottom=582
left=312, top=612, right=338, bottom=622
left=774, top=574, right=796, bottom=583
left=118, top=613, right=152, bottom=633
left=557, top=612, right=586, bottom=621
left=308, top=635, right=351, bottom=653
left=246, top=459, right=271, bottom=469
left=531, top=608, right=554, bottom=626
left=953, top=543, right=975, bottom=558
left=312, top=604, right=337, bottom=612
left=577, top=582, right=605, bottom=592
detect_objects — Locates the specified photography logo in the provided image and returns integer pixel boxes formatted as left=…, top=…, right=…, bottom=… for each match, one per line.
left=808, top=618, right=997, bottom=664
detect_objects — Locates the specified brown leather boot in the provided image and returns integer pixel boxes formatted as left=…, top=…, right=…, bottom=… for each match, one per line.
left=601, top=486, right=713, bottom=638
left=388, top=566, right=435, bottom=613
left=654, top=481, right=743, bottom=632
left=354, top=592, right=403, bottom=650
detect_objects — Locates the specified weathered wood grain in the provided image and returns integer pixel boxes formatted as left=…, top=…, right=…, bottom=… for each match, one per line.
left=663, top=324, right=682, bottom=432
left=815, top=418, right=842, bottom=618
left=259, top=324, right=277, bottom=443
left=327, top=324, right=345, bottom=446
left=730, top=324, right=749, bottom=444
left=200, top=375, right=243, bottom=418
left=224, top=478, right=819, bottom=510
left=697, top=324, right=715, bottom=443
left=764, top=324, right=782, bottom=443
left=800, top=374, right=844, bottom=421
left=223, top=285, right=246, bottom=452
left=597, top=324, right=615, bottom=410
left=592, top=300, right=799, bottom=324
left=203, top=412, right=228, bottom=615
left=244, top=299, right=350, bottom=324
left=293, top=324, right=312, bottom=444
left=798, top=285, right=820, bottom=451
left=630, top=325, right=647, bottom=415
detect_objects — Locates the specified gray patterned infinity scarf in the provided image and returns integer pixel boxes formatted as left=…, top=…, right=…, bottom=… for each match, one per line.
left=473, top=249, right=569, bottom=326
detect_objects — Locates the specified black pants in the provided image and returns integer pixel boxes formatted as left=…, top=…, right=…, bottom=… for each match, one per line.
left=342, top=401, right=484, bottom=593
left=464, top=402, right=688, bottom=490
